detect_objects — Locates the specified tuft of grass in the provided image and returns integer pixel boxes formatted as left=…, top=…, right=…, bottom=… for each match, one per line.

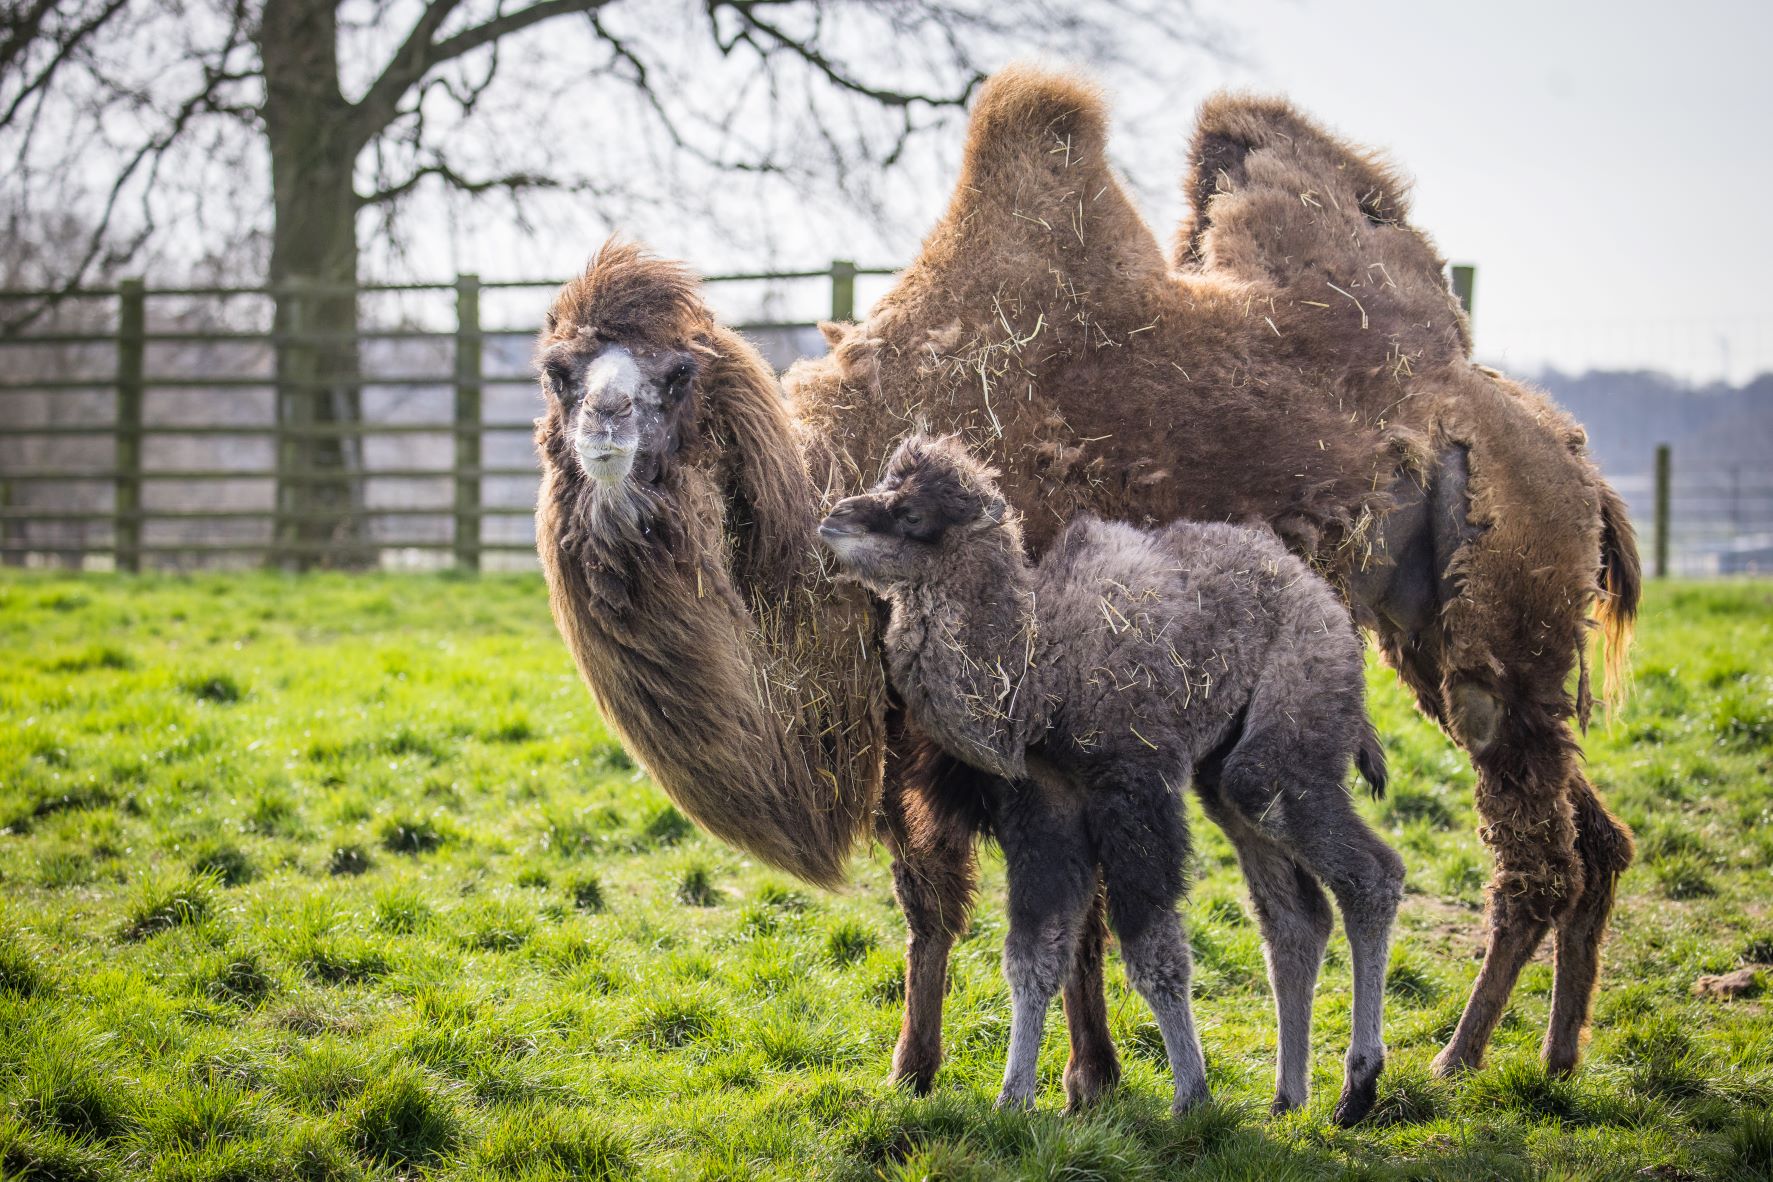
left=119, top=872, right=215, bottom=941
left=676, top=863, right=719, bottom=907
left=197, top=947, right=278, bottom=1006
left=344, top=1066, right=461, bottom=1167
left=568, top=872, right=606, bottom=913
left=476, top=1103, right=635, bottom=1179
left=825, top=918, right=878, bottom=967
left=627, top=990, right=719, bottom=1050
left=189, top=839, right=255, bottom=886
left=182, top=673, right=243, bottom=703
left=371, top=886, right=432, bottom=934
left=327, top=844, right=371, bottom=876
left=48, top=644, right=133, bottom=672
left=378, top=813, right=448, bottom=855
left=10, top=1039, right=135, bottom=1141
left=1720, top=1108, right=1773, bottom=1179
left=1365, top=1063, right=1448, bottom=1126
left=1653, top=852, right=1718, bottom=899
left=634, top=804, right=693, bottom=850
left=0, top=933, right=49, bottom=997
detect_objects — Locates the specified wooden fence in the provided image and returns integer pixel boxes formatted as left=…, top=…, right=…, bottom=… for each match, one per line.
left=0, top=263, right=890, bottom=571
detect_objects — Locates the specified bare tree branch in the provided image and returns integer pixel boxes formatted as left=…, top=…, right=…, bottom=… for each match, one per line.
left=350, top=0, right=615, bottom=147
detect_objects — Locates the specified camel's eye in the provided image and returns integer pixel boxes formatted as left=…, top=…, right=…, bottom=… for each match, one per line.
left=613, top=397, right=635, bottom=419
left=901, top=511, right=923, bottom=527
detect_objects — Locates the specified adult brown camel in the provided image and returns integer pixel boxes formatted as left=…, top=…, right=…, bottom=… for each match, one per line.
left=534, top=65, right=1640, bottom=1104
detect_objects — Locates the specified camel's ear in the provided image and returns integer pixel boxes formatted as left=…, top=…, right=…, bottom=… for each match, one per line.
left=974, top=494, right=1007, bottom=530
left=818, top=321, right=849, bottom=349
left=543, top=309, right=558, bottom=335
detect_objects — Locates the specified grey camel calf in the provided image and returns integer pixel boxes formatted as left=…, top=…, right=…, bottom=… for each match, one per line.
left=819, top=434, right=1405, bottom=1124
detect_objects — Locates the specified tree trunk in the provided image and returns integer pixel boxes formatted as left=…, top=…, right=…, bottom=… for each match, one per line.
left=258, top=0, right=370, bottom=569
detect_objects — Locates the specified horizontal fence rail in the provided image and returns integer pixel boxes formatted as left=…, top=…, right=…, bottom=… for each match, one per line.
left=1, top=267, right=1764, bottom=576
left=0, top=263, right=892, bottom=571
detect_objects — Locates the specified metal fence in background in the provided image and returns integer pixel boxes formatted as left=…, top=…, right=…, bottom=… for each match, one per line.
left=0, top=263, right=889, bottom=571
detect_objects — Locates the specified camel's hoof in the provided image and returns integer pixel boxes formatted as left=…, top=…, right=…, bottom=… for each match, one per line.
left=1541, top=1045, right=1581, bottom=1079
left=1430, top=1046, right=1480, bottom=1079
left=1063, top=1061, right=1121, bottom=1112
left=1269, top=1093, right=1304, bottom=1118
left=888, top=1046, right=940, bottom=1096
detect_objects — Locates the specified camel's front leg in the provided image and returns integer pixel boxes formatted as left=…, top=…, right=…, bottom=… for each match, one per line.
left=878, top=734, right=982, bottom=1094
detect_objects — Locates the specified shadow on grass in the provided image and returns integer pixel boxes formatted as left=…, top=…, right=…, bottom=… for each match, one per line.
left=833, top=1078, right=1541, bottom=1182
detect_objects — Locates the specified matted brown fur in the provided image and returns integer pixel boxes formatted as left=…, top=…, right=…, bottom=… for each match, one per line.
left=536, top=243, right=887, bottom=888
left=538, top=68, right=1641, bottom=1081
left=778, top=65, right=1640, bottom=1075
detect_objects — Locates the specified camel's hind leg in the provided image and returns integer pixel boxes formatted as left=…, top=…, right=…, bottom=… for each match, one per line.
left=1543, top=773, right=1634, bottom=1075
left=1061, top=885, right=1122, bottom=1109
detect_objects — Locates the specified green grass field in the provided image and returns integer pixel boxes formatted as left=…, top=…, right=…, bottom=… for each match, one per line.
left=1, top=572, right=1770, bottom=1181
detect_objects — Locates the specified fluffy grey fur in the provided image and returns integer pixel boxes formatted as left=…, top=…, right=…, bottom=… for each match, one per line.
left=820, top=435, right=1405, bottom=1123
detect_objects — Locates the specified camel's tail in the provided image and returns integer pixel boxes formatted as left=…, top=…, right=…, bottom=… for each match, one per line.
left=1356, top=716, right=1388, bottom=800
left=1594, top=477, right=1642, bottom=711
left=1174, top=93, right=1467, bottom=366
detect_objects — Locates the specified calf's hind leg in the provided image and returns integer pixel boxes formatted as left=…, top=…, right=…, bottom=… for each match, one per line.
left=1086, top=765, right=1210, bottom=1114
left=1224, top=754, right=1403, bottom=1124
left=1196, top=786, right=1333, bottom=1116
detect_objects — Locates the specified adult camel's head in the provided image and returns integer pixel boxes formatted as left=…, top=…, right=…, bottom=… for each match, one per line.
left=535, top=240, right=811, bottom=591
left=532, top=240, right=887, bottom=889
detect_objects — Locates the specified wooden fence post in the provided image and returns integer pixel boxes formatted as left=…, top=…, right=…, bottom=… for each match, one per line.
left=1450, top=264, right=1476, bottom=317
left=1653, top=443, right=1670, bottom=579
left=115, top=278, right=145, bottom=573
left=829, top=259, right=856, bottom=322
left=271, top=280, right=310, bottom=569
left=454, top=274, right=483, bottom=572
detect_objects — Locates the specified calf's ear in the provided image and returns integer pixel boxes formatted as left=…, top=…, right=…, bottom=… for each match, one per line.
left=974, top=495, right=1007, bottom=529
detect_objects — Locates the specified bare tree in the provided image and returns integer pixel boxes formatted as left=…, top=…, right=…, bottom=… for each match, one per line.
left=1, top=0, right=1213, bottom=566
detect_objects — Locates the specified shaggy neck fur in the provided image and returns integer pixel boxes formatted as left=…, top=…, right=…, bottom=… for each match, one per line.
left=882, top=527, right=1042, bottom=781
left=537, top=252, right=886, bottom=888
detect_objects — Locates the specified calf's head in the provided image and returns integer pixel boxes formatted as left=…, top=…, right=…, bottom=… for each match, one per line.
left=819, top=434, right=1013, bottom=591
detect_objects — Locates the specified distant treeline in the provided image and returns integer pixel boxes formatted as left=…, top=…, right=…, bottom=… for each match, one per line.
left=1532, top=369, right=1773, bottom=481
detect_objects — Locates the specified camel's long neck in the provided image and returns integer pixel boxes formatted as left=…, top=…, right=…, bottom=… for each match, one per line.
left=539, top=406, right=886, bottom=890
left=886, top=545, right=1040, bottom=780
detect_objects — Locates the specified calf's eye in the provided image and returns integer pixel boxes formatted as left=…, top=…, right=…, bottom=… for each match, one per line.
left=902, top=512, right=922, bottom=526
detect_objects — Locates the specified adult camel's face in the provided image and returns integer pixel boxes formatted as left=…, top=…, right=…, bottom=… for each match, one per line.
left=538, top=336, right=699, bottom=486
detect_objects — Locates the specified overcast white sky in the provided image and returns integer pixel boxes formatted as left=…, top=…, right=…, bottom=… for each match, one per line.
left=1104, top=0, right=1773, bottom=383
left=439, top=0, right=1769, bottom=384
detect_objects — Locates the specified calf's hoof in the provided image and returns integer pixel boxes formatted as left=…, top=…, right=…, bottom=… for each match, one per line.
left=1269, top=1092, right=1304, bottom=1118
left=1332, top=1052, right=1384, bottom=1126
left=995, top=1088, right=1035, bottom=1112
left=1171, top=1082, right=1211, bottom=1118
